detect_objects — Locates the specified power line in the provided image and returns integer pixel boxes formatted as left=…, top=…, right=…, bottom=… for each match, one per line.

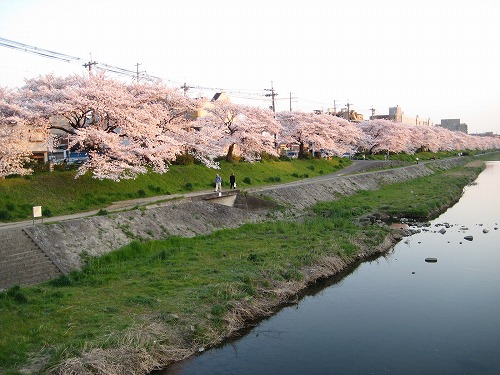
left=0, top=36, right=379, bottom=116
left=1, top=37, right=279, bottom=103
left=0, top=37, right=83, bottom=63
left=0, top=36, right=163, bottom=83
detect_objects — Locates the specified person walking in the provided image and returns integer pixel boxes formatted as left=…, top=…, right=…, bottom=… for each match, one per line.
left=229, top=173, right=236, bottom=189
left=214, top=174, right=222, bottom=192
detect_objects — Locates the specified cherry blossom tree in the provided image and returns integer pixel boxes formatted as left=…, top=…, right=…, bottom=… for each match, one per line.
left=3, top=72, right=499, bottom=180
left=0, top=87, right=33, bottom=177
left=16, top=73, right=204, bottom=180
left=359, top=119, right=416, bottom=154
left=359, top=119, right=500, bottom=155
left=192, top=98, right=281, bottom=162
left=277, top=111, right=363, bottom=157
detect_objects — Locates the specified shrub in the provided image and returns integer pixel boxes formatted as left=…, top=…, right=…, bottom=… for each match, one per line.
left=174, top=152, right=195, bottom=165
left=260, top=152, right=280, bottom=162
left=243, top=177, right=252, bottom=184
left=147, top=185, right=162, bottom=193
left=137, top=189, right=146, bottom=197
left=184, top=182, right=194, bottom=191
left=50, top=274, right=73, bottom=287
left=0, top=210, right=11, bottom=220
left=267, top=176, right=281, bottom=183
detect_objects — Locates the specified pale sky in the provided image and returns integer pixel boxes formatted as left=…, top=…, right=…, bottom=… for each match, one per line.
left=0, top=0, right=498, bottom=134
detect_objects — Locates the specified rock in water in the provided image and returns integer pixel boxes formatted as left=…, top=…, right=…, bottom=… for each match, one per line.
left=464, top=235, right=473, bottom=241
left=425, top=258, right=438, bottom=263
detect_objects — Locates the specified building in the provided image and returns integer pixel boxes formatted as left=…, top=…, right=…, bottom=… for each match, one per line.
left=315, top=108, right=364, bottom=122
left=194, top=92, right=230, bottom=119
left=370, top=105, right=432, bottom=125
left=438, top=119, right=468, bottom=134
left=336, top=108, right=364, bottom=122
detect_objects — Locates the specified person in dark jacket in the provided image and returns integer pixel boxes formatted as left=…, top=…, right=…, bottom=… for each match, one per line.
left=229, top=173, right=236, bottom=189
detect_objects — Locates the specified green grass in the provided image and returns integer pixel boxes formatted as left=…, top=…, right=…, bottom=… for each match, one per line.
left=0, top=158, right=348, bottom=222
left=0, top=218, right=372, bottom=373
left=314, top=161, right=486, bottom=221
left=356, top=149, right=484, bottom=161
left=0, top=158, right=493, bottom=374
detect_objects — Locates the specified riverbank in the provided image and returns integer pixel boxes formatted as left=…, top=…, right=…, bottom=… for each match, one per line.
left=0, top=157, right=492, bottom=374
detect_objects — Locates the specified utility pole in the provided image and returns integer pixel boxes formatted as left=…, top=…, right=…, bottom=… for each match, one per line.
left=83, top=53, right=96, bottom=72
left=370, top=106, right=376, bottom=119
left=288, top=92, right=297, bottom=111
left=181, top=81, right=191, bottom=96
left=346, top=100, right=352, bottom=122
left=135, top=63, right=142, bottom=83
left=264, top=81, right=278, bottom=113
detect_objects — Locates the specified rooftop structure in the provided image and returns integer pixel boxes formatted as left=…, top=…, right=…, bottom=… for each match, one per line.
left=438, top=119, right=468, bottom=134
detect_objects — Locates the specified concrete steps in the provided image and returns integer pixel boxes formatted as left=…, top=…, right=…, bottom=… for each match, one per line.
left=0, top=229, right=62, bottom=291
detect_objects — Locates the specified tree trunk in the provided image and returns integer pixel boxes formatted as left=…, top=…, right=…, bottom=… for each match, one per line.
left=226, top=143, right=235, bottom=162
left=298, top=141, right=307, bottom=158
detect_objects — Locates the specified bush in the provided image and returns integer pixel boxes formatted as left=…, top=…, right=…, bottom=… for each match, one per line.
left=147, top=185, right=162, bottom=193
left=184, top=182, right=194, bottom=191
left=267, top=176, right=281, bottom=183
left=243, top=177, right=252, bottom=184
left=0, top=210, right=11, bottom=220
left=137, top=189, right=146, bottom=197
left=174, top=152, right=195, bottom=165
left=260, top=152, right=280, bottom=162
left=50, top=274, right=73, bottom=287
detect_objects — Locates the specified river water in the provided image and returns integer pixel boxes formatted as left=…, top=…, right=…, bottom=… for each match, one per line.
left=163, top=161, right=500, bottom=375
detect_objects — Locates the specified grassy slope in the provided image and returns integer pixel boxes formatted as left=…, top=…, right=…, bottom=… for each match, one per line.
left=0, top=158, right=349, bottom=221
left=1, top=156, right=495, bottom=374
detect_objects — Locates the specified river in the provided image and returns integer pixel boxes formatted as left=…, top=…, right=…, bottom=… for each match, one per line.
left=163, top=161, right=500, bottom=375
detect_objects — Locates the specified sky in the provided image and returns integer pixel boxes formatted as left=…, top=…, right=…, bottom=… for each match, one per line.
left=0, top=0, right=499, bottom=134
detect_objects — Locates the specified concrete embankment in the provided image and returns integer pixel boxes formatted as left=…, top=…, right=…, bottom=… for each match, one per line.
left=21, top=157, right=468, bottom=277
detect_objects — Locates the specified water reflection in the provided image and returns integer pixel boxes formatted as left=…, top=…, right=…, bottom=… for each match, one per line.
left=162, top=161, right=500, bottom=375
